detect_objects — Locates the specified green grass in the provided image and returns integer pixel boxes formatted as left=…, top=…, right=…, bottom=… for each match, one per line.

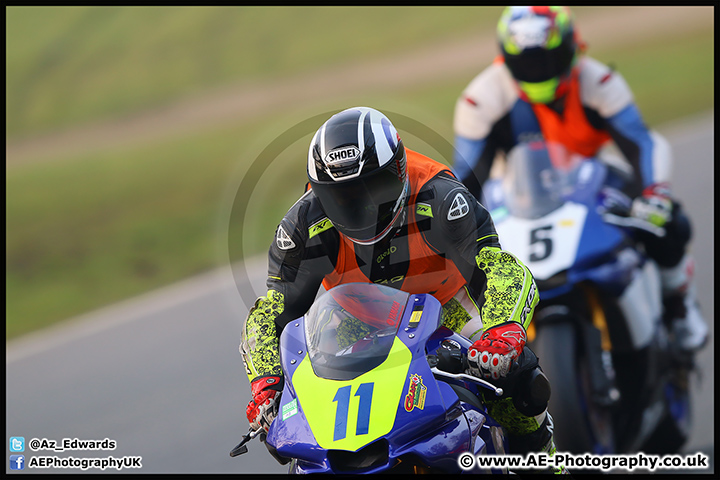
left=6, top=8, right=714, bottom=340
left=6, top=6, right=502, bottom=139
left=7, top=122, right=250, bottom=337
left=588, top=30, right=715, bottom=127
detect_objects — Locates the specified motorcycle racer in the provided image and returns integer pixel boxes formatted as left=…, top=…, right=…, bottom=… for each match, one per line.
left=452, top=6, right=707, bottom=356
left=240, top=107, right=565, bottom=471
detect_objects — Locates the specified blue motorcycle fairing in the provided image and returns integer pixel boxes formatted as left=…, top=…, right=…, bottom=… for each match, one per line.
left=484, top=159, right=639, bottom=300
left=266, top=289, right=499, bottom=473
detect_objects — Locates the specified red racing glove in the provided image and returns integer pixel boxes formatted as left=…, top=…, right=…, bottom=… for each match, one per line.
left=246, top=375, right=283, bottom=433
left=467, top=322, right=527, bottom=380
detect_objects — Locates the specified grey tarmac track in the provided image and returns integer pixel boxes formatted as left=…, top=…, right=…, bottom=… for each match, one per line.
left=6, top=113, right=714, bottom=474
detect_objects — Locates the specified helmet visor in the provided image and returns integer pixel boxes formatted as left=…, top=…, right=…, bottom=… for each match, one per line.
left=504, top=43, right=575, bottom=84
left=313, top=165, right=406, bottom=243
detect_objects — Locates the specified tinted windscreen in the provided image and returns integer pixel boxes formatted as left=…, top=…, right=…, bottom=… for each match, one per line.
left=304, top=283, right=410, bottom=381
left=502, top=143, right=571, bottom=219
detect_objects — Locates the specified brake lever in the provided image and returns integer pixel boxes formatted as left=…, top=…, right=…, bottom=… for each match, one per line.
left=229, top=428, right=263, bottom=457
left=430, top=367, right=504, bottom=397
left=600, top=210, right=666, bottom=237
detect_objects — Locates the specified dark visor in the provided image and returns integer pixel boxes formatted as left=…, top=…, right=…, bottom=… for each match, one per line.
left=313, top=166, right=405, bottom=242
left=504, top=41, right=575, bottom=83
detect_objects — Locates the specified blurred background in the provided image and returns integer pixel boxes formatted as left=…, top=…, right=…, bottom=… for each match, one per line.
left=6, top=6, right=714, bottom=474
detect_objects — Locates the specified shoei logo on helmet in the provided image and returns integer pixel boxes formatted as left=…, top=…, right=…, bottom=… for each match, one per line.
left=326, top=145, right=360, bottom=164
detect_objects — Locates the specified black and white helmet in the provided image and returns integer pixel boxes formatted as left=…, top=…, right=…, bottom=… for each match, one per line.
left=307, top=107, right=408, bottom=245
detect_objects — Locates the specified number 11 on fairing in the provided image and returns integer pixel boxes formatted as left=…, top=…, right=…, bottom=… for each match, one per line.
left=332, top=382, right=375, bottom=441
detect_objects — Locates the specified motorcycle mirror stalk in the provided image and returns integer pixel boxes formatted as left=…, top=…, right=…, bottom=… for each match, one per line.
left=229, top=427, right=263, bottom=457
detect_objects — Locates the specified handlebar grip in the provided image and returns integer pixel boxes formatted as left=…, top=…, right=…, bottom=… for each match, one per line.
left=513, top=368, right=551, bottom=417
left=529, top=369, right=551, bottom=406
left=604, top=204, right=631, bottom=217
left=435, top=344, right=468, bottom=374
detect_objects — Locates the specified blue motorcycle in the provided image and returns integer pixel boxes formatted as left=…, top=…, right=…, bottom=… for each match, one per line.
left=481, top=141, right=692, bottom=455
left=231, top=282, right=520, bottom=474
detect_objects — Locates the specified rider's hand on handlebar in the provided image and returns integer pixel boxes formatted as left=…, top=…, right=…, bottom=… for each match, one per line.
left=467, top=322, right=527, bottom=381
left=630, top=183, right=673, bottom=229
left=246, top=375, right=283, bottom=434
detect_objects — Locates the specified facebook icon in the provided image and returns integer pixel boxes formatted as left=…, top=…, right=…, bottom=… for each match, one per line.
left=10, top=455, right=25, bottom=470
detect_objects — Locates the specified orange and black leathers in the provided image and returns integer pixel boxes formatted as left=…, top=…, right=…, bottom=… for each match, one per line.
left=457, top=58, right=646, bottom=201
left=241, top=148, right=523, bottom=379
left=321, top=151, right=473, bottom=306
left=273, top=148, right=497, bottom=324
left=528, top=68, right=611, bottom=158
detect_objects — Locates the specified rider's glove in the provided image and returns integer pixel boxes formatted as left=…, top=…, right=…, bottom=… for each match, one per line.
left=467, top=322, right=527, bottom=380
left=630, top=183, right=673, bottom=229
left=246, top=374, right=283, bottom=433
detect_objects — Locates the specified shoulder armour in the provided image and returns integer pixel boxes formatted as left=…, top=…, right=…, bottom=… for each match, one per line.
left=455, top=62, right=519, bottom=140
left=578, top=56, right=634, bottom=118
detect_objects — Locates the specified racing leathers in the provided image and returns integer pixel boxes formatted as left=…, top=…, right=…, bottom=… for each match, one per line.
left=453, top=55, right=707, bottom=353
left=241, top=148, right=558, bottom=458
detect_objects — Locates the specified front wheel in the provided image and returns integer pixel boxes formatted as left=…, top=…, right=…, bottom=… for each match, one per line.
left=532, top=321, right=615, bottom=455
